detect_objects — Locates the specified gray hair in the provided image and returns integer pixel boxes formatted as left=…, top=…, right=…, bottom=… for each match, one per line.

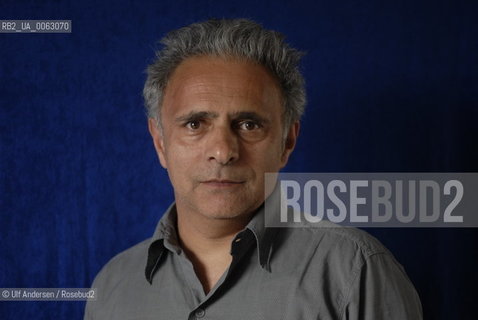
left=143, top=18, right=306, bottom=130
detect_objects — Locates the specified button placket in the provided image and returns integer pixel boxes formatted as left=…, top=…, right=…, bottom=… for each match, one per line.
left=195, top=308, right=206, bottom=318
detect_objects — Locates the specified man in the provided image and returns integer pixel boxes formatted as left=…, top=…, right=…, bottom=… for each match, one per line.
left=85, top=19, right=422, bottom=319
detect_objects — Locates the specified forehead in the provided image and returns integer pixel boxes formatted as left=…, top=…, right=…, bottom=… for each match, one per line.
left=161, top=56, right=283, bottom=115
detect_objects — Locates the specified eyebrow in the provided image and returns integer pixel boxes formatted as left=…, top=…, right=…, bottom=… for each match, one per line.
left=175, top=111, right=269, bottom=124
left=175, top=111, right=219, bottom=123
left=230, top=111, right=269, bottom=124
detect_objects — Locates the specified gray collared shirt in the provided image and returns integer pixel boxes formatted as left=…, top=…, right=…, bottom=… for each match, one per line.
left=85, top=202, right=422, bottom=320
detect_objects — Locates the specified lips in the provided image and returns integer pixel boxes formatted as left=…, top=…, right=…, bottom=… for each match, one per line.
left=202, top=179, right=245, bottom=187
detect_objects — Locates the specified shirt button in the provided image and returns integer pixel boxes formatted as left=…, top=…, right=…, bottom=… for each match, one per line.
left=195, top=308, right=206, bottom=318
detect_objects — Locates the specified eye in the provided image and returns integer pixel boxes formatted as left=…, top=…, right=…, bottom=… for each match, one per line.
left=238, top=120, right=260, bottom=131
left=185, top=120, right=201, bottom=130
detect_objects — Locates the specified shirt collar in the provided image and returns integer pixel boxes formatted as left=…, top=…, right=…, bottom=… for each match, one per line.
left=144, top=188, right=281, bottom=284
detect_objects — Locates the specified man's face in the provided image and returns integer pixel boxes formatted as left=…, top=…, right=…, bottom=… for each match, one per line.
left=149, top=56, right=298, bottom=221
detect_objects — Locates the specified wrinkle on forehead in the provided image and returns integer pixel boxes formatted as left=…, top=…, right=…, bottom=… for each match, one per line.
left=162, top=56, right=283, bottom=114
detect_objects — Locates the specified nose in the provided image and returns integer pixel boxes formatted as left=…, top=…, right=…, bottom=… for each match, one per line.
left=206, top=125, right=239, bottom=165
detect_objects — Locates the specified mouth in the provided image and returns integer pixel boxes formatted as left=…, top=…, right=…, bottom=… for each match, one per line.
left=202, top=179, right=245, bottom=187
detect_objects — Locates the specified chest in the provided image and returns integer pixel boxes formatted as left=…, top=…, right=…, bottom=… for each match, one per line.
left=107, top=251, right=344, bottom=320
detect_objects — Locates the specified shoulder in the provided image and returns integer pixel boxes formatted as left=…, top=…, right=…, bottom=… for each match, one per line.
left=84, top=238, right=152, bottom=319
left=273, top=224, right=399, bottom=294
left=278, top=223, right=391, bottom=266
left=315, top=224, right=389, bottom=258
left=271, top=223, right=397, bottom=290
left=272, top=225, right=422, bottom=318
left=90, top=238, right=151, bottom=295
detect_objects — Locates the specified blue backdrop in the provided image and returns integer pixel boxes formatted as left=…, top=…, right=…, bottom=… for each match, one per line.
left=1, top=0, right=477, bottom=319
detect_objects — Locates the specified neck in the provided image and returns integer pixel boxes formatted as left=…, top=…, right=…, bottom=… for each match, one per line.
left=175, top=204, right=254, bottom=294
left=176, top=206, right=253, bottom=255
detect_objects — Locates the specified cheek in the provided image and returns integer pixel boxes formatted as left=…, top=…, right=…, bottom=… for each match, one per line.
left=248, top=140, right=285, bottom=171
left=164, top=143, right=202, bottom=175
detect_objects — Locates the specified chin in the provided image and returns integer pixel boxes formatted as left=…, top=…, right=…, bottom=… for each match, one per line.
left=199, top=198, right=261, bottom=221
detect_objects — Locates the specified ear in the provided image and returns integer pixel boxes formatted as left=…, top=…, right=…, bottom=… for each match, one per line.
left=280, top=121, right=300, bottom=167
left=148, top=118, right=168, bottom=169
